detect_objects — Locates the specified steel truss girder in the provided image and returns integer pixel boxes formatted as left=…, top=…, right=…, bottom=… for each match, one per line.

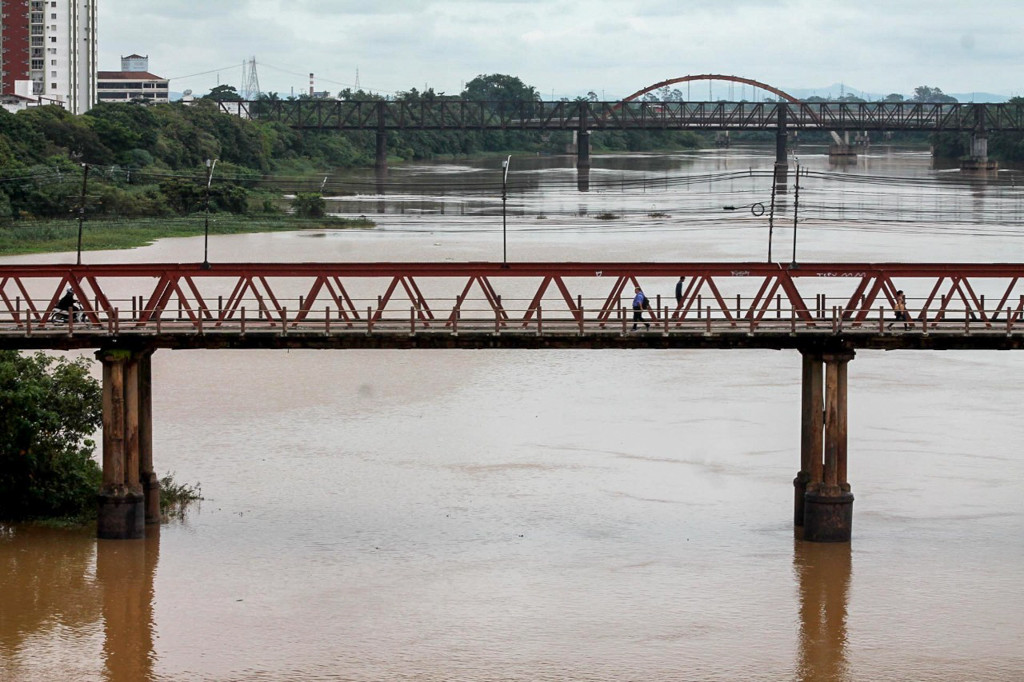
left=221, top=100, right=1024, bottom=133
left=4, top=263, right=1024, bottom=335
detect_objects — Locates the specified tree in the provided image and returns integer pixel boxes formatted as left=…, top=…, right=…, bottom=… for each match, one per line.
left=0, top=351, right=102, bottom=520
left=461, top=74, right=540, bottom=104
left=202, top=84, right=243, bottom=102
left=912, top=86, right=957, bottom=103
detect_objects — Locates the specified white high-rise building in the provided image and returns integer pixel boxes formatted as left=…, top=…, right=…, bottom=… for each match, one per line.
left=0, top=0, right=97, bottom=113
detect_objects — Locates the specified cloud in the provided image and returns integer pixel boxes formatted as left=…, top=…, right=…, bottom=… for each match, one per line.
left=98, top=0, right=1024, bottom=99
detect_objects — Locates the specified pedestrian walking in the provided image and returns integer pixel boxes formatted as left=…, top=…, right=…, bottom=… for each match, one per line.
left=632, top=286, right=650, bottom=331
left=887, top=290, right=910, bottom=330
left=675, top=276, right=685, bottom=307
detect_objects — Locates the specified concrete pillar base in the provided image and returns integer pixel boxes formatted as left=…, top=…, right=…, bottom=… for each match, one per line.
left=803, top=490, right=854, bottom=543
left=793, top=471, right=811, bottom=526
left=97, top=490, right=145, bottom=539
left=142, top=472, right=161, bottom=525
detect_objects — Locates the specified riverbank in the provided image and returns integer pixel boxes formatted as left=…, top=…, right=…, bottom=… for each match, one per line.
left=0, top=215, right=375, bottom=257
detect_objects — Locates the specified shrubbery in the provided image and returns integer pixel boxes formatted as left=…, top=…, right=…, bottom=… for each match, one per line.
left=0, top=351, right=102, bottom=521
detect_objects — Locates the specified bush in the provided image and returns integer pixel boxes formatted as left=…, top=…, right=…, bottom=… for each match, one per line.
left=291, top=192, right=326, bottom=218
left=0, top=351, right=102, bottom=521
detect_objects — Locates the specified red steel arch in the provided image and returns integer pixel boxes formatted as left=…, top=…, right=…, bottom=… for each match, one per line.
left=620, top=74, right=802, bottom=104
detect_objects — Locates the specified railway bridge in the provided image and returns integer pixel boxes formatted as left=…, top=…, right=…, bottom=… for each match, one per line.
left=4, top=260, right=1023, bottom=543
left=219, top=74, right=1024, bottom=183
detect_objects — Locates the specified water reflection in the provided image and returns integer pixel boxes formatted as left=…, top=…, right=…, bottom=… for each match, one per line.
left=794, top=534, right=851, bottom=682
left=98, top=532, right=158, bottom=682
left=0, top=525, right=159, bottom=682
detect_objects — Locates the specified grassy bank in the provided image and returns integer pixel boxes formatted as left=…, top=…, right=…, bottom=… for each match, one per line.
left=0, top=215, right=375, bottom=257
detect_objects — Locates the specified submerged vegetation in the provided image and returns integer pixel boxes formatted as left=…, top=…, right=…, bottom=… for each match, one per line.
left=159, top=473, right=203, bottom=522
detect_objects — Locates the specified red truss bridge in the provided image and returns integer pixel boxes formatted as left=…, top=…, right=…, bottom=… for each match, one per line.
left=3, top=261, right=1024, bottom=352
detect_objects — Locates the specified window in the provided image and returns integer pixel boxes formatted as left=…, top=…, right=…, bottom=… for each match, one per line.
left=50, top=59, right=56, bottom=66
left=50, top=37, right=57, bottom=42
left=50, top=71, right=56, bottom=78
left=50, top=13, right=56, bottom=19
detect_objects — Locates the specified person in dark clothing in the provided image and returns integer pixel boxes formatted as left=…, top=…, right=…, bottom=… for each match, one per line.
left=675, top=276, right=685, bottom=307
left=632, top=286, right=650, bottom=331
left=56, top=288, right=76, bottom=313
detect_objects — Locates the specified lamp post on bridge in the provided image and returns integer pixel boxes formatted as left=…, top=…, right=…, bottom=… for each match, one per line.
left=202, top=158, right=217, bottom=270
left=501, top=155, right=511, bottom=268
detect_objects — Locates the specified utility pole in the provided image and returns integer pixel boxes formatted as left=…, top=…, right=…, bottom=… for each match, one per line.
left=76, top=163, right=89, bottom=265
left=202, top=159, right=217, bottom=269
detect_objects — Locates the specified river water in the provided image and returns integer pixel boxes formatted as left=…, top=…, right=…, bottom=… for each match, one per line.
left=2, top=146, right=1024, bottom=681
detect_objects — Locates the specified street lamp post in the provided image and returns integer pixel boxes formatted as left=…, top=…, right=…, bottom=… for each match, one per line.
left=501, top=155, right=511, bottom=268
left=202, top=158, right=217, bottom=269
left=790, top=161, right=801, bottom=268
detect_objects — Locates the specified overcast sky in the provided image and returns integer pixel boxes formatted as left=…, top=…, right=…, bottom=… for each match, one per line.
left=98, top=0, right=1024, bottom=100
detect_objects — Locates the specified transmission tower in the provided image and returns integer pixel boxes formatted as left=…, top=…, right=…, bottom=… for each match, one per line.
left=354, top=67, right=360, bottom=92
left=242, top=57, right=261, bottom=99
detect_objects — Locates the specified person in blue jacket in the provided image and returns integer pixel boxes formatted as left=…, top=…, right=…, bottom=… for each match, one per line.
left=632, top=286, right=650, bottom=331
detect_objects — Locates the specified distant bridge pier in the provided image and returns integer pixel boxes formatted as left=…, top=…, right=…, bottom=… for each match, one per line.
left=828, top=131, right=857, bottom=163
left=774, top=107, right=788, bottom=193
left=962, top=135, right=997, bottom=172
left=576, top=130, right=591, bottom=191
left=375, top=101, right=388, bottom=171
left=962, top=103, right=997, bottom=173
left=375, top=131, right=388, bottom=171
left=97, top=349, right=157, bottom=539
left=796, top=350, right=855, bottom=542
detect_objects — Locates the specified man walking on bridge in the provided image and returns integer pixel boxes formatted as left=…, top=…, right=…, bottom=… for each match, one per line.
left=632, top=286, right=650, bottom=331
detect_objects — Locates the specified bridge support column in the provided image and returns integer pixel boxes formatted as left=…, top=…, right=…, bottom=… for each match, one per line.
left=828, top=131, right=857, bottom=164
left=96, top=350, right=145, bottom=540
left=802, top=351, right=855, bottom=542
left=961, top=132, right=997, bottom=172
left=375, top=100, right=388, bottom=171
left=138, top=351, right=160, bottom=525
left=774, top=106, right=788, bottom=194
left=794, top=351, right=823, bottom=526
left=375, top=131, right=388, bottom=171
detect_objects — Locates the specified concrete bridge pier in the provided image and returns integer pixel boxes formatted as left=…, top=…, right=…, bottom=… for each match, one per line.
left=961, top=132, right=997, bottom=172
left=375, top=100, right=388, bottom=171
left=796, top=350, right=855, bottom=542
left=575, top=130, right=591, bottom=192
left=138, top=351, right=160, bottom=525
left=828, top=131, right=857, bottom=163
left=375, top=131, right=388, bottom=171
left=97, top=350, right=156, bottom=539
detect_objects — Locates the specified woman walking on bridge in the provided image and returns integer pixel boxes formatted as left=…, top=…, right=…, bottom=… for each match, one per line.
left=888, top=290, right=910, bottom=331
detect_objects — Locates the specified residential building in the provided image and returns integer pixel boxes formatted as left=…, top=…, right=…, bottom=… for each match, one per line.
left=97, top=54, right=169, bottom=104
left=0, top=0, right=97, bottom=113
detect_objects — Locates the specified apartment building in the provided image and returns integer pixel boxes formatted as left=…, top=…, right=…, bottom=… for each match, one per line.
left=0, top=0, right=97, bottom=113
left=97, top=54, right=169, bottom=103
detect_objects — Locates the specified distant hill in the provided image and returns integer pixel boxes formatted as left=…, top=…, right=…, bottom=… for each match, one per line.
left=781, top=83, right=1010, bottom=103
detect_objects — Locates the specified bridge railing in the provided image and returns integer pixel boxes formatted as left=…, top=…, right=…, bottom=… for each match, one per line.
left=3, top=296, right=1021, bottom=340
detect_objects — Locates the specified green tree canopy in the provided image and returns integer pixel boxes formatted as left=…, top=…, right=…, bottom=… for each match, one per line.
left=0, top=351, right=102, bottom=520
left=461, top=74, right=540, bottom=103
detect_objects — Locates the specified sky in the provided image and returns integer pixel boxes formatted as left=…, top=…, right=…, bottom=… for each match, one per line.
left=98, top=0, right=1024, bottom=101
